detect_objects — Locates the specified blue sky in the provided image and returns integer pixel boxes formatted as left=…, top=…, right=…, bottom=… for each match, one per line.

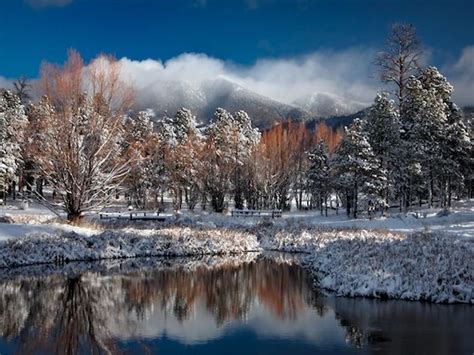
left=1, top=0, right=473, bottom=105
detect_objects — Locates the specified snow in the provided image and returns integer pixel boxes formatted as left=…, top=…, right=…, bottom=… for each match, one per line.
left=260, top=228, right=473, bottom=304
left=278, top=203, right=474, bottom=238
left=0, top=223, right=97, bottom=242
left=0, top=226, right=261, bottom=268
left=0, top=200, right=473, bottom=304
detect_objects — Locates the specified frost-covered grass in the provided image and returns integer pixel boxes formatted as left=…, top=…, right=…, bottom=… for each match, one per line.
left=0, top=200, right=473, bottom=304
left=0, top=227, right=260, bottom=268
left=259, top=227, right=473, bottom=304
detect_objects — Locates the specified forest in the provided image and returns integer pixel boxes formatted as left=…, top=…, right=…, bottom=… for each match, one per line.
left=0, top=24, right=472, bottom=221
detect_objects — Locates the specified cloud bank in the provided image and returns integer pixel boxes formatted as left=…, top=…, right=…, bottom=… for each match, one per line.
left=445, top=45, right=474, bottom=107
left=119, top=48, right=381, bottom=107
left=1, top=46, right=472, bottom=108
left=0, top=76, right=12, bottom=90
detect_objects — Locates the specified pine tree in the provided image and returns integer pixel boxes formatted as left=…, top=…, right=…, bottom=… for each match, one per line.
left=0, top=89, right=27, bottom=202
left=401, top=67, right=468, bottom=208
left=306, top=140, right=331, bottom=216
left=376, top=23, right=422, bottom=106
left=333, top=119, right=386, bottom=218
left=203, top=108, right=259, bottom=212
left=122, top=111, right=155, bottom=208
left=230, top=110, right=260, bottom=209
left=173, top=108, right=197, bottom=145
left=364, top=92, right=401, bottom=211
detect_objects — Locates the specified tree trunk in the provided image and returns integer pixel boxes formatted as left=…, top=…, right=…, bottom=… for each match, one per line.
left=346, top=189, right=351, bottom=217
left=320, top=193, right=323, bottom=216
left=353, top=181, right=358, bottom=219
left=447, top=176, right=452, bottom=208
left=429, top=169, right=434, bottom=209
left=66, top=209, right=82, bottom=223
left=324, top=194, right=328, bottom=217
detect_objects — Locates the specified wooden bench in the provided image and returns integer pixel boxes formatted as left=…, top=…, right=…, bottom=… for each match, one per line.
left=231, top=209, right=282, bottom=218
left=99, top=211, right=167, bottom=221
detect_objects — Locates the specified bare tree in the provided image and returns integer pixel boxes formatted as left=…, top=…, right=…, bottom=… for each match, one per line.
left=375, top=23, right=423, bottom=106
left=28, top=50, right=134, bottom=221
left=13, top=76, right=31, bottom=104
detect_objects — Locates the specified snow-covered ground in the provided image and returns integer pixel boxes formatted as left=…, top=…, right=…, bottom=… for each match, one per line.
left=259, top=228, right=473, bottom=304
left=0, top=223, right=98, bottom=242
left=0, top=199, right=473, bottom=304
left=1, top=199, right=473, bottom=239
left=0, top=226, right=261, bottom=268
left=280, top=200, right=474, bottom=238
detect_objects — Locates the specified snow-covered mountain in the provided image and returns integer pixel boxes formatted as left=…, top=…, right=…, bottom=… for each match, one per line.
left=292, top=92, right=367, bottom=118
left=134, top=78, right=366, bottom=129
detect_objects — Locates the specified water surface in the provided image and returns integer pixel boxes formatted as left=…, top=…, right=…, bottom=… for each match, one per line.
left=0, top=254, right=472, bottom=354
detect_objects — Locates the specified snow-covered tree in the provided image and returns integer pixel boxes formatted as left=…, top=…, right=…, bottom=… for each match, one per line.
left=203, top=108, right=259, bottom=212
left=31, top=94, right=128, bottom=221
left=122, top=111, right=156, bottom=208
left=333, top=119, right=386, bottom=218
left=442, top=103, right=472, bottom=206
left=375, top=23, right=422, bottom=106
left=152, top=108, right=203, bottom=210
left=173, top=107, right=197, bottom=144
left=402, top=67, right=464, bottom=208
left=306, top=140, right=331, bottom=216
left=125, top=110, right=153, bottom=144
left=30, top=50, right=134, bottom=221
left=230, top=110, right=260, bottom=209
left=166, top=108, right=202, bottom=210
left=364, top=92, right=402, bottom=210
left=0, top=89, right=27, bottom=200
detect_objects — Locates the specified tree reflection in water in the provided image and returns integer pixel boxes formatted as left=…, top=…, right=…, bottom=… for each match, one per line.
left=0, top=255, right=472, bottom=355
left=0, top=256, right=324, bottom=354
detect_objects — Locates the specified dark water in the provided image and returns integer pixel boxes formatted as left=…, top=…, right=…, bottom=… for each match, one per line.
left=0, top=254, right=472, bottom=355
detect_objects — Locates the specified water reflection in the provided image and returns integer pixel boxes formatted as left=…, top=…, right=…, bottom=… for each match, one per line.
left=331, top=297, right=474, bottom=354
left=0, top=255, right=472, bottom=355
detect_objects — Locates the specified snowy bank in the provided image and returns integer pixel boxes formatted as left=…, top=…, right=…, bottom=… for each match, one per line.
left=0, top=223, right=472, bottom=304
left=0, top=227, right=260, bottom=268
left=260, top=227, right=473, bottom=304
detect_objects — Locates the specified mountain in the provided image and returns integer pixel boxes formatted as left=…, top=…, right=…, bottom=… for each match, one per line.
left=462, top=106, right=474, bottom=120
left=308, top=105, right=474, bottom=131
left=305, top=108, right=370, bottom=132
left=199, top=78, right=313, bottom=128
left=134, top=78, right=313, bottom=130
left=292, top=92, right=367, bottom=119
left=135, top=79, right=207, bottom=123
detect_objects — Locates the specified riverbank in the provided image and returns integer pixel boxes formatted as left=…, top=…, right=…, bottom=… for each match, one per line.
left=0, top=222, right=472, bottom=304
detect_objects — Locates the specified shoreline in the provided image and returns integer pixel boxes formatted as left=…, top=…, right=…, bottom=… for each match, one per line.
left=0, top=222, right=472, bottom=304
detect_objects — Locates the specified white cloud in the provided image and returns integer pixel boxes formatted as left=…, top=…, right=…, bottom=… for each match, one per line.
left=3, top=46, right=472, bottom=110
left=444, top=45, right=474, bottom=106
left=118, top=48, right=381, bottom=107
left=0, top=76, right=12, bottom=89
left=25, top=0, right=73, bottom=9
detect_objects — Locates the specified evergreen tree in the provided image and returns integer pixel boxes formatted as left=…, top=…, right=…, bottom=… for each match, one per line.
left=402, top=67, right=469, bottom=208
left=333, top=119, right=385, bottom=218
left=364, top=92, right=401, bottom=210
left=167, top=108, right=202, bottom=210
left=376, top=23, right=422, bottom=106
left=122, top=111, right=155, bottom=208
left=0, top=89, right=27, bottom=202
left=306, top=140, right=331, bottom=216
left=203, top=108, right=259, bottom=212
